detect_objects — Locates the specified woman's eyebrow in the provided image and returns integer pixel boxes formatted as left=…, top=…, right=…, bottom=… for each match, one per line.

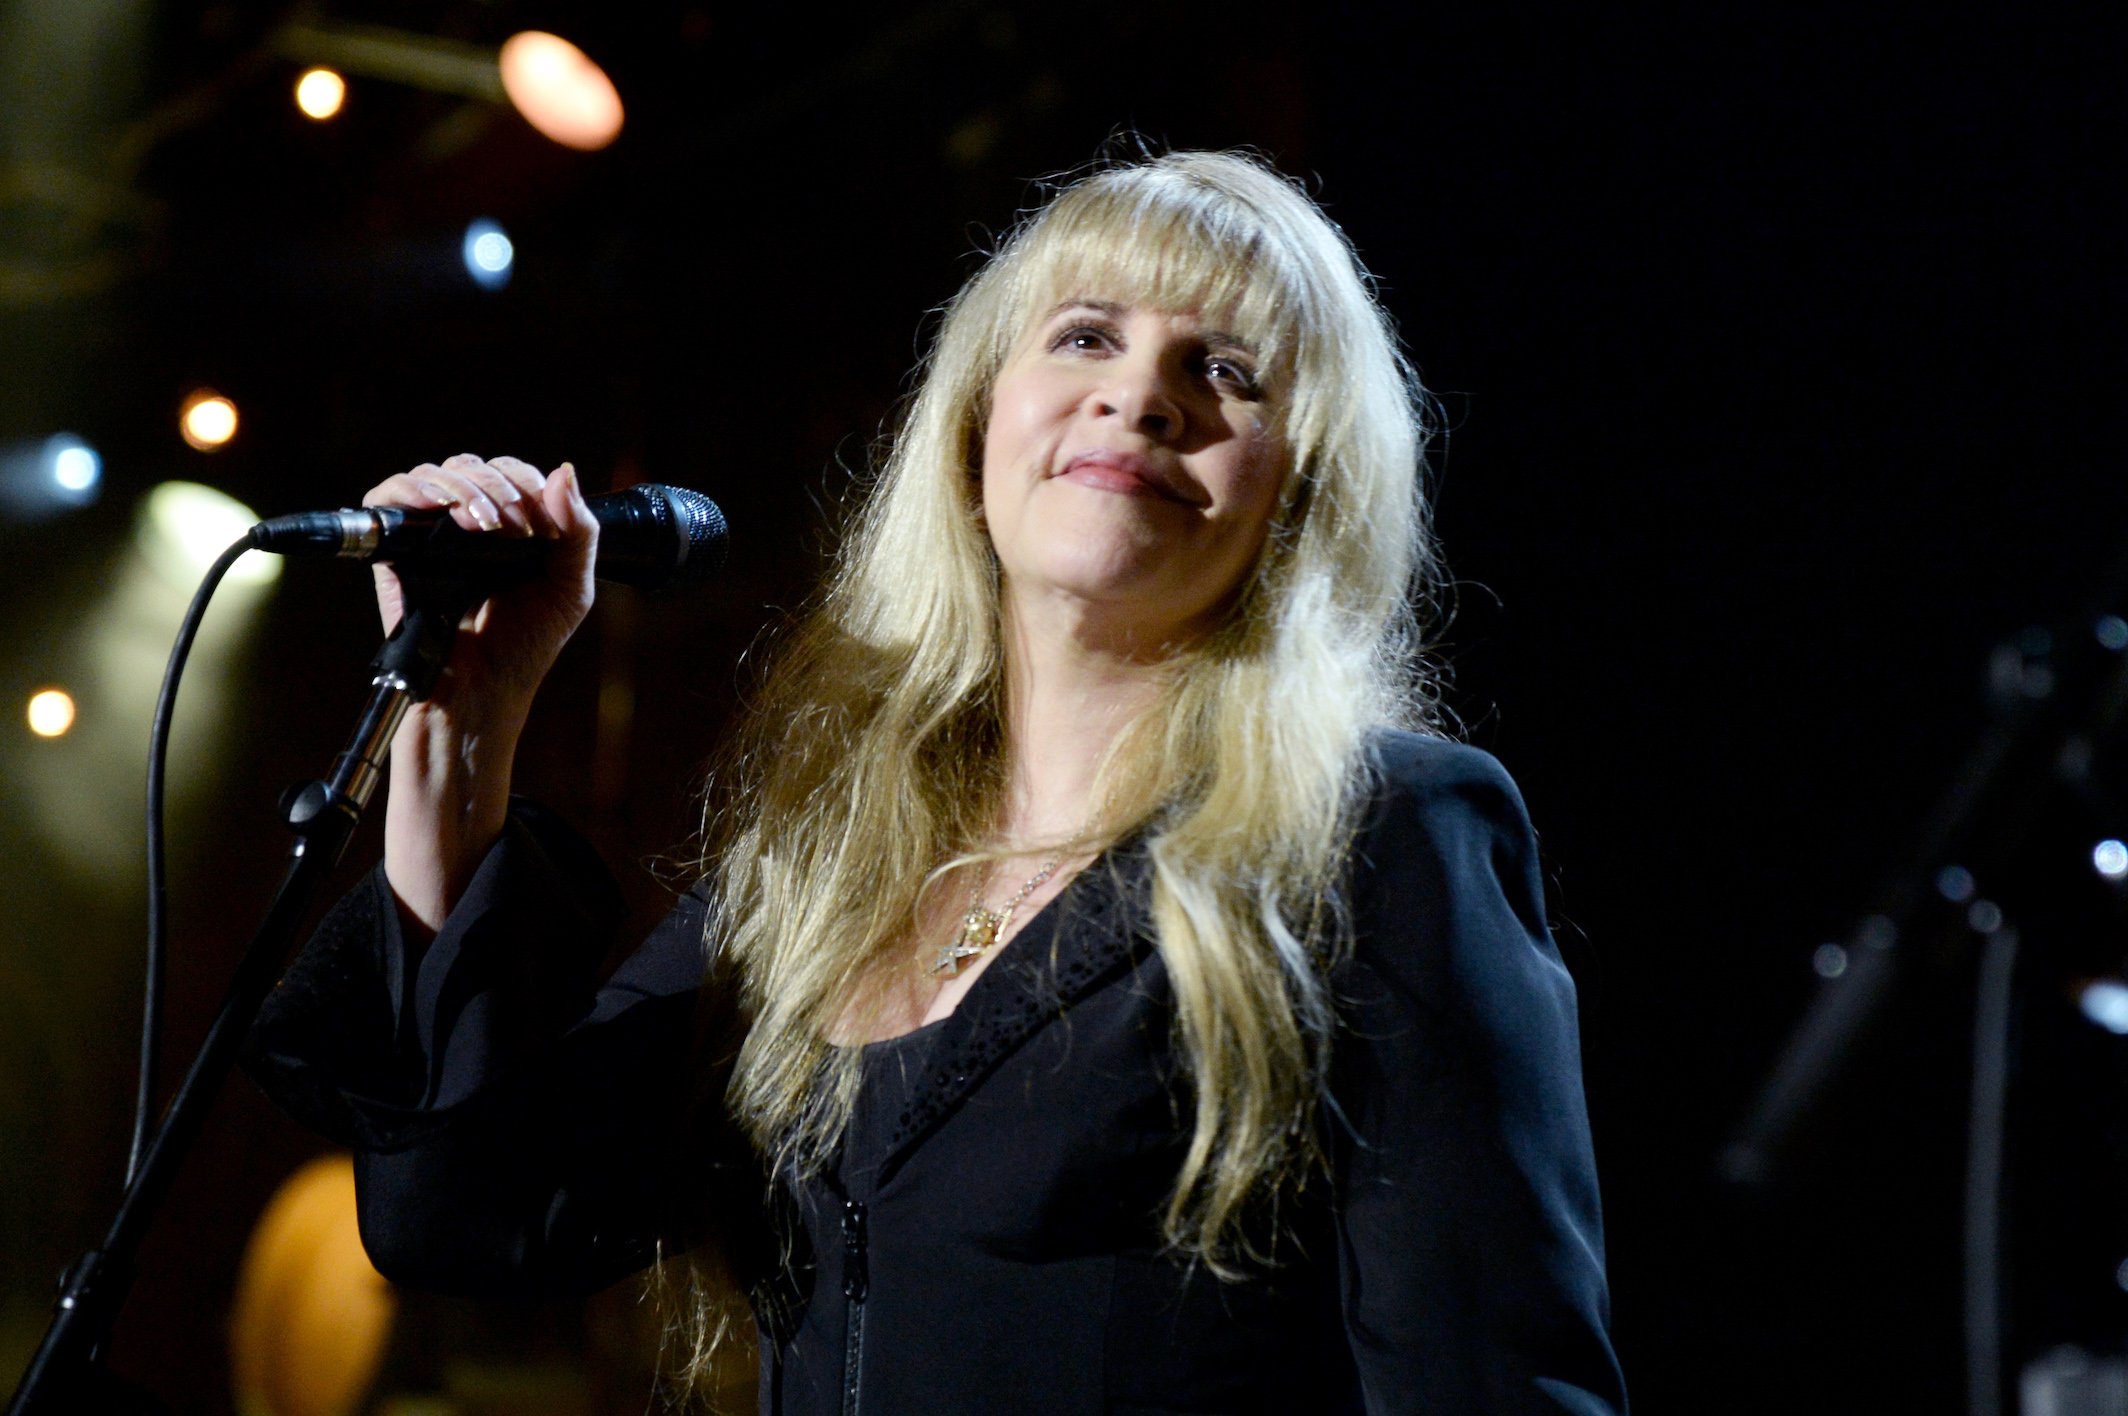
left=1044, top=298, right=1126, bottom=319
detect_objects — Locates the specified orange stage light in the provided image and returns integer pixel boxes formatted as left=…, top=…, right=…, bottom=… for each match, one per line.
left=499, top=31, right=623, bottom=151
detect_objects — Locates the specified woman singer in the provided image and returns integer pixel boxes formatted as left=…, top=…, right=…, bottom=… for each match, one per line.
left=249, top=150, right=1629, bottom=1414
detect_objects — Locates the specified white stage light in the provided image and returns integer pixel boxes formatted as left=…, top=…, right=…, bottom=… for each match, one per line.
left=2081, top=980, right=2128, bottom=1036
left=140, top=481, right=279, bottom=587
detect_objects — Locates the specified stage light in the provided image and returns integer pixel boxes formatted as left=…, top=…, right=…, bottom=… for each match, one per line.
left=1810, top=943, right=1847, bottom=979
left=2081, top=980, right=2128, bottom=1036
left=48, top=436, right=100, bottom=497
left=230, top=1155, right=396, bottom=1416
left=140, top=481, right=278, bottom=587
left=1934, top=864, right=1975, bottom=904
left=26, top=689, right=75, bottom=738
left=180, top=391, right=238, bottom=451
left=295, top=66, right=346, bottom=120
left=2098, top=615, right=2128, bottom=652
left=2095, top=839, right=2128, bottom=881
left=499, top=31, right=623, bottom=151
left=0, top=433, right=102, bottom=521
left=462, top=218, right=513, bottom=290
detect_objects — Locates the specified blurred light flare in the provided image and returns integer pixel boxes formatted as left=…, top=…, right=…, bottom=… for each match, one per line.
left=295, top=66, right=346, bottom=120
left=462, top=218, right=513, bottom=289
left=140, top=481, right=278, bottom=587
left=49, top=437, right=100, bottom=495
left=499, top=31, right=623, bottom=151
left=230, top=1155, right=395, bottom=1416
left=2095, top=839, right=2128, bottom=880
left=180, top=391, right=238, bottom=451
left=2082, top=980, right=2128, bottom=1036
left=26, top=689, right=76, bottom=738
left=0, top=434, right=101, bottom=521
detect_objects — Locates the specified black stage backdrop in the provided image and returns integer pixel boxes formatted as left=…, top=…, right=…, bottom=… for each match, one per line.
left=0, top=3, right=2121, bottom=1412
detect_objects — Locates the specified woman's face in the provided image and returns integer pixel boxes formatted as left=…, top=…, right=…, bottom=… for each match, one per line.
left=979, top=297, right=1285, bottom=648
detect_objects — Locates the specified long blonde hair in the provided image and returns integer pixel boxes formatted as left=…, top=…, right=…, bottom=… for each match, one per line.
left=705, top=150, right=1436, bottom=1272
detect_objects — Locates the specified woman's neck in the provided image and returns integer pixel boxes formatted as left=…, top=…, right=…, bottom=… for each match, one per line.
left=996, top=586, right=1176, bottom=842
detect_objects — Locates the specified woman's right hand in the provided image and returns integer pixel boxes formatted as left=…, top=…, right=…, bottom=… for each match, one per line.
left=367, top=453, right=598, bottom=934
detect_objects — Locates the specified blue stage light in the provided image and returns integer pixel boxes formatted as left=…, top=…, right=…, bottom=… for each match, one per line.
left=463, top=219, right=514, bottom=290
left=48, top=436, right=101, bottom=498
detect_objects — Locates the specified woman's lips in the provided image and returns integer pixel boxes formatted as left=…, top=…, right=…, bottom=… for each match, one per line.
left=1056, top=451, right=1199, bottom=505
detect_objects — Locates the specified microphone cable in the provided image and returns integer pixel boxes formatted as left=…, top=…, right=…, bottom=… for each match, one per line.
left=127, top=535, right=254, bottom=1187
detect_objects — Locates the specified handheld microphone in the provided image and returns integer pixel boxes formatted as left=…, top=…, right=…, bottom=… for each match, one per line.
left=248, top=483, right=728, bottom=590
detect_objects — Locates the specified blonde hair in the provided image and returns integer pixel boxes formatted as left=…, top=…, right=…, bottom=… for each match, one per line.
left=705, top=151, right=1436, bottom=1282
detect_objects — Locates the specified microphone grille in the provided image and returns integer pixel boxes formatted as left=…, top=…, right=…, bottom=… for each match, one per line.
left=639, top=484, right=728, bottom=589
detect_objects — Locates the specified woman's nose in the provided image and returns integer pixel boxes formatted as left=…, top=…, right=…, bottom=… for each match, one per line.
left=1092, top=354, right=1183, bottom=439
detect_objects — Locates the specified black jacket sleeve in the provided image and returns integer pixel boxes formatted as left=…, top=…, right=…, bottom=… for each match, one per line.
left=1331, top=736, right=1627, bottom=1414
left=245, top=802, right=724, bottom=1299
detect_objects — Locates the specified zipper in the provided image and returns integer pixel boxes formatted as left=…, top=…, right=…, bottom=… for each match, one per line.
left=840, top=1199, right=868, bottom=1416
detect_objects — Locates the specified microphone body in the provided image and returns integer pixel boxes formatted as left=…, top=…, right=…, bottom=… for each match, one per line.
left=250, top=483, right=727, bottom=590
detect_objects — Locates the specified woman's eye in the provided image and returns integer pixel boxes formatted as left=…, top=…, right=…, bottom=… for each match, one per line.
left=1052, top=324, right=1117, bottom=354
left=1205, top=357, right=1261, bottom=398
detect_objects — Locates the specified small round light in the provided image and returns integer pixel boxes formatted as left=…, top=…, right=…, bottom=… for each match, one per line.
left=499, top=31, right=624, bottom=151
left=2081, top=980, right=2128, bottom=1036
left=294, top=67, right=346, bottom=121
left=461, top=219, right=514, bottom=290
left=2095, top=839, right=2128, bottom=880
left=1935, top=864, right=1976, bottom=904
left=44, top=434, right=100, bottom=500
left=1966, top=899, right=2004, bottom=935
left=180, top=391, right=238, bottom=451
left=2097, top=615, right=2128, bottom=653
left=27, top=689, right=75, bottom=738
left=1811, top=943, right=1849, bottom=979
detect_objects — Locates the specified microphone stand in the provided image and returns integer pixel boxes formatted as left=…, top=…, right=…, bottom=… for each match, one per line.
left=7, top=577, right=480, bottom=1416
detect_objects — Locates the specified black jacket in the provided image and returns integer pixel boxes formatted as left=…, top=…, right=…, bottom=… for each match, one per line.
left=248, top=732, right=1627, bottom=1414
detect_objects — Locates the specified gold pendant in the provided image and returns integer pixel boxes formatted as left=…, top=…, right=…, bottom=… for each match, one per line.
left=931, top=905, right=1002, bottom=977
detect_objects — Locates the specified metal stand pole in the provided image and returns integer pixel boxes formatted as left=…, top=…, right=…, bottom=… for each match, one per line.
left=7, top=586, right=476, bottom=1415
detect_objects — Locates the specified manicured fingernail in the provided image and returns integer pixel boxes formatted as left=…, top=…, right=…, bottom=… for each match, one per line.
left=471, top=502, right=499, bottom=530
left=416, top=479, right=458, bottom=506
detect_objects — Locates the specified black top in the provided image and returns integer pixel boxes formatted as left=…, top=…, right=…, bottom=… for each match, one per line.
left=246, top=732, right=1628, bottom=1414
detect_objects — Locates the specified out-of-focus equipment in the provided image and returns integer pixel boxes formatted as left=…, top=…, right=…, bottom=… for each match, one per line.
left=1728, top=540, right=2128, bottom=1416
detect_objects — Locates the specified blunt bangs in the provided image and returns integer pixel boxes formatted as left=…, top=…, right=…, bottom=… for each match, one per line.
left=989, top=163, right=1326, bottom=397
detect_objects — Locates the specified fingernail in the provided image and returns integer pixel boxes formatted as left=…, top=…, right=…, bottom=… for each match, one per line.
left=471, top=502, right=499, bottom=530
left=417, top=480, right=459, bottom=506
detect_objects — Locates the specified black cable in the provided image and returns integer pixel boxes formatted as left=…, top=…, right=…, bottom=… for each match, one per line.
left=127, top=535, right=256, bottom=1188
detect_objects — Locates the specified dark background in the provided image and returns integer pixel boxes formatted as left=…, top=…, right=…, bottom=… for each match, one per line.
left=2, top=2, right=2123, bottom=1411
